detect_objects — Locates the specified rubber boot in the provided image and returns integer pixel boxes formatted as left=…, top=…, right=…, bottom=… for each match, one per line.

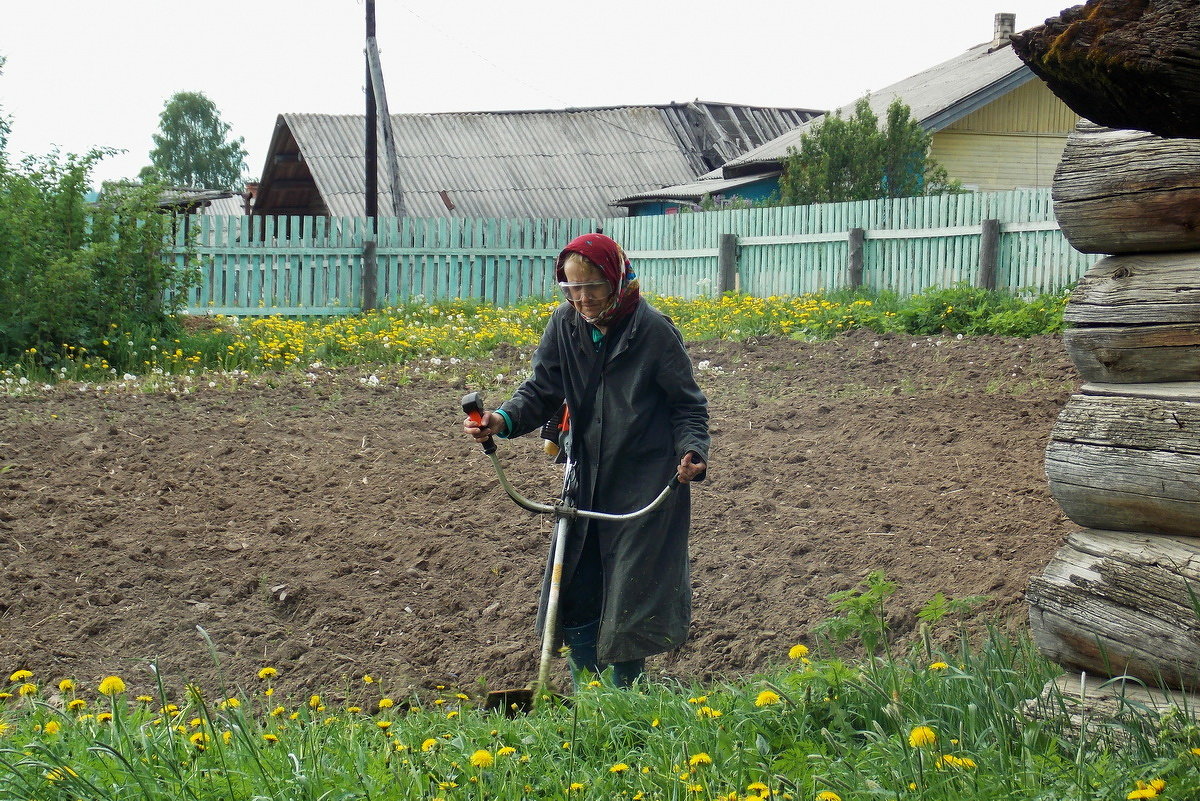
left=562, top=621, right=601, bottom=692
left=609, top=659, right=645, bottom=689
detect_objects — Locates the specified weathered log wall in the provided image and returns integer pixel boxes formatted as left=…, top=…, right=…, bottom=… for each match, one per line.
left=1027, top=529, right=1200, bottom=690
left=1046, top=386, right=1200, bottom=536
left=1053, top=122, right=1200, bottom=255
left=1011, top=0, right=1200, bottom=139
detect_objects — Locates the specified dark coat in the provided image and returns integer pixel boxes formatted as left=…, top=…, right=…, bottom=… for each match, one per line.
left=498, top=299, right=710, bottom=663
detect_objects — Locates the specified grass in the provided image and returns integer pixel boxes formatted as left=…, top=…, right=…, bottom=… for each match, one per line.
left=0, top=286, right=1070, bottom=392
left=2, top=578, right=1199, bottom=800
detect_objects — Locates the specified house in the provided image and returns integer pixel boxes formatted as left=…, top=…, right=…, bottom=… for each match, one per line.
left=615, top=14, right=1081, bottom=215
left=250, top=102, right=821, bottom=220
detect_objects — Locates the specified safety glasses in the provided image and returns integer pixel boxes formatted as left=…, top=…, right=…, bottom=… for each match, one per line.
left=558, top=280, right=613, bottom=301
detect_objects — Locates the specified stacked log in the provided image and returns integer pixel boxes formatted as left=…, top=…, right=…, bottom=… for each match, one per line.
left=1010, top=0, right=1200, bottom=139
left=1028, top=118, right=1200, bottom=692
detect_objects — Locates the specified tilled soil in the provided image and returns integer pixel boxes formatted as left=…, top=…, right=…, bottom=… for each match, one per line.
left=0, top=331, right=1079, bottom=702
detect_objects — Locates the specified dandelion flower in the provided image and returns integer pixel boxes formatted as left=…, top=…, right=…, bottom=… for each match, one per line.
left=18, top=683, right=36, bottom=696
left=928, top=662, right=949, bottom=671
left=136, top=695, right=153, bottom=704
left=788, top=644, right=809, bottom=659
left=376, top=721, right=392, bottom=731
left=257, top=667, right=277, bottom=680
left=908, top=726, right=937, bottom=748
left=470, top=749, right=494, bottom=768
left=421, top=738, right=438, bottom=751
left=378, top=698, right=395, bottom=709
left=270, top=706, right=285, bottom=717
left=308, top=694, right=321, bottom=708
left=67, top=699, right=87, bottom=712
left=696, top=706, right=723, bottom=719
left=43, top=720, right=60, bottom=735
left=57, top=679, right=75, bottom=692
left=262, top=734, right=279, bottom=743
left=97, top=712, right=113, bottom=723
left=610, top=763, right=630, bottom=773
left=1127, top=790, right=1158, bottom=800
left=755, top=690, right=781, bottom=706
left=362, top=675, right=374, bottom=683
left=816, top=793, right=842, bottom=801
left=45, top=766, right=78, bottom=782
left=98, top=676, right=126, bottom=696
left=568, top=782, right=585, bottom=792
left=689, top=752, right=713, bottom=766
left=497, top=746, right=517, bottom=757
left=8, top=670, right=32, bottom=682
left=189, top=731, right=209, bottom=749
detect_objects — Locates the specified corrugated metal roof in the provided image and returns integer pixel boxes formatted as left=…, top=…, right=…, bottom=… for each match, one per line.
left=614, top=172, right=782, bottom=204
left=254, top=102, right=820, bottom=219
left=722, top=41, right=1033, bottom=175
left=286, top=108, right=698, bottom=219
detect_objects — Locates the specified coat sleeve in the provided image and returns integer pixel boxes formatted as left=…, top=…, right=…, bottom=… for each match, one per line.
left=497, top=309, right=566, bottom=438
left=654, top=320, right=710, bottom=482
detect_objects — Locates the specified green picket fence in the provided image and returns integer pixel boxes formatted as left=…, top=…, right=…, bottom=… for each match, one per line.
left=175, top=189, right=1097, bottom=316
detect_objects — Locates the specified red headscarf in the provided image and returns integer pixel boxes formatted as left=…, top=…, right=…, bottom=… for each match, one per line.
left=554, top=233, right=641, bottom=327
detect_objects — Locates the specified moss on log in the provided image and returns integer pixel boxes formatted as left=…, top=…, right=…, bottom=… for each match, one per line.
left=1011, top=0, right=1200, bottom=139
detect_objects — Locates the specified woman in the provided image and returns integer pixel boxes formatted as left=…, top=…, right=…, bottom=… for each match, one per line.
left=464, top=233, right=709, bottom=687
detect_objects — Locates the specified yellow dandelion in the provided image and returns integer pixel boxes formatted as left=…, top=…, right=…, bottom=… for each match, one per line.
left=66, top=699, right=87, bottom=712
left=18, top=683, right=36, bottom=696
left=348, top=706, right=362, bottom=714
left=8, top=670, right=33, bottom=682
left=256, top=667, right=277, bottom=680
left=57, top=679, right=75, bottom=692
left=816, top=792, right=842, bottom=801
left=788, top=643, right=809, bottom=659
left=470, top=749, right=494, bottom=768
left=908, top=726, right=937, bottom=748
left=136, top=695, right=153, bottom=704
left=421, top=738, right=438, bottom=751
left=98, top=676, right=126, bottom=696
left=376, top=721, right=392, bottom=731
left=43, top=720, right=61, bottom=735
left=497, top=746, right=517, bottom=757
left=97, top=712, right=113, bottom=723
left=189, top=731, right=210, bottom=749
left=928, top=662, right=949, bottom=671
left=696, top=706, right=723, bottom=718
left=262, top=734, right=279, bottom=743
left=1127, top=790, right=1157, bottom=800
left=45, top=766, right=78, bottom=782
left=308, top=694, right=321, bottom=708
left=568, top=782, right=585, bottom=792
left=689, top=752, right=713, bottom=766
left=362, top=674, right=374, bottom=683
left=378, top=697, right=395, bottom=709
left=610, top=763, right=630, bottom=773
left=755, top=690, right=781, bottom=706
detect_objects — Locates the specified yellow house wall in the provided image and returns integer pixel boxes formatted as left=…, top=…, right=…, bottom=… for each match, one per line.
left=928, top=80, right=1079, bottom=191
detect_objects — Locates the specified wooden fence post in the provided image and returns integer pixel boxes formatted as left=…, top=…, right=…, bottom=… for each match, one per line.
left=717, top=233, right=738, bottom=294
left=979, top=218, right=1000, bottom=290
left=847, top=228, right=865, bottom=288
left=362, top=237, right=378, bottom=311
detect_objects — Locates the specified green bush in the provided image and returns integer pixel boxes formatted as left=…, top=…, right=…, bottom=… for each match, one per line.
left=0, top=149, right=194, bottom=367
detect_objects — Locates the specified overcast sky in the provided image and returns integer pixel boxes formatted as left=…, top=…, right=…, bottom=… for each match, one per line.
left=1, top=0, right=1070, bottom=186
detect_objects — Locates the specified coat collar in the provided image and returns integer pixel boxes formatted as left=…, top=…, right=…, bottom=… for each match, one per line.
left=569, top=299, right=644, bottom=357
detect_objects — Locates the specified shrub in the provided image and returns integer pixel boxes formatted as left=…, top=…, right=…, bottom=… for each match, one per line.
left=0, top=149, right=195, bottom=367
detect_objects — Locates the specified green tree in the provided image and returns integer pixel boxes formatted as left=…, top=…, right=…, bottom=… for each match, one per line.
left=778, top=97, right=960, bottom=205
left=140, top=91, right=247, bottom=189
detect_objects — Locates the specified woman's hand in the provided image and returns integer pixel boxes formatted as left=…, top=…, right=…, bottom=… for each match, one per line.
left=677, top=451, right=706, bottom=483
left=463, top=410, right=505, bottom=442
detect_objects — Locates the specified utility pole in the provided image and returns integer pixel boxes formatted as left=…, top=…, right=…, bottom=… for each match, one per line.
left=362, top=0, right=379, bottom=310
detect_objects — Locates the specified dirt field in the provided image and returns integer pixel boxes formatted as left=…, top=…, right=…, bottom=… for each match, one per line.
left=0, top=331, right=1079, bottom=702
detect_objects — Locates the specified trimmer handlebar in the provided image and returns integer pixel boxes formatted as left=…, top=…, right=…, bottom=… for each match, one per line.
left=461, top=391, right=497, bottom=455
left=459, top=391, right=678, bottom=520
